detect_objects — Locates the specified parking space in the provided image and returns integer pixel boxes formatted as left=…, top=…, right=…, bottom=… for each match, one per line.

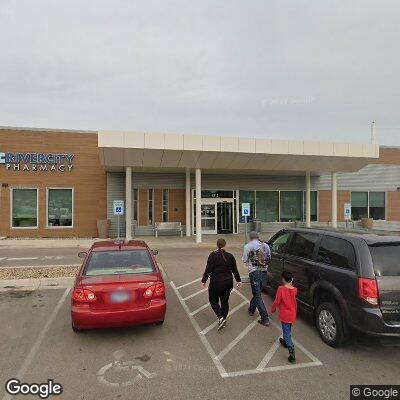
left=1, top=246, right=400, bottom=400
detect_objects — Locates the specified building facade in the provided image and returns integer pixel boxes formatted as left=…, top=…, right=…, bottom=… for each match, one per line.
left=1, top=127, right=399, bottom=239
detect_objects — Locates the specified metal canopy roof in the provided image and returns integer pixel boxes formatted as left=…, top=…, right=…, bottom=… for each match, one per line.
left=98, top=131, right=379, bottom=173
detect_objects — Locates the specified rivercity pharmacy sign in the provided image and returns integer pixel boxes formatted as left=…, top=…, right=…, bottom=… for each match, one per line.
left=0, top=151, right=75, bottom=172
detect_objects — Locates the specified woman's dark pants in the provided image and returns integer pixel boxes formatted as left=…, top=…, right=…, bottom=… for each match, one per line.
left=208, top=279, right=234, bottom=319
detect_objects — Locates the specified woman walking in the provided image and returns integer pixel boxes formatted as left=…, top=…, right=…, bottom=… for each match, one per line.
left=202, top=238, right=242, bottom=331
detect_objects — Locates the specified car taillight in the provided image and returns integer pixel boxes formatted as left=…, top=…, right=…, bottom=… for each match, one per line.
left=72, top=288, right=97, bottom=303
left=143, top=283, right=165, bottom=299
left=358, top=278, right=379, bottom=305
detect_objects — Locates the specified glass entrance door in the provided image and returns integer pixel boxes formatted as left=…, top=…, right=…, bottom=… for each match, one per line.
left=201, top=203, right=217, bottom=234
left=217, top=202, right=233, bottom=233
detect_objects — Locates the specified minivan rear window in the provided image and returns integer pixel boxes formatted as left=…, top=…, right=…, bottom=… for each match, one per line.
left=369, top=245, right=400, bottom=277
left=85, top=250, right=155, bottom=276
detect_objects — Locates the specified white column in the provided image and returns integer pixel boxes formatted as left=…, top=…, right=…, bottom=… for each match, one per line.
left=305, top=171, right=311, bottom=228
left=125, top=167, right=132, bottom=240
left=331, top=171, right=337, bottom=228
left=185, top=168, right=191, bottom=236
left=195, top=168, right=202, bottom=243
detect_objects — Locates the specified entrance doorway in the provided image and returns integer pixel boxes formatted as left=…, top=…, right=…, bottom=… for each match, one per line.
left=217, top=202, right=233, bottom=234
left=194, top=198, right=234, bottom=234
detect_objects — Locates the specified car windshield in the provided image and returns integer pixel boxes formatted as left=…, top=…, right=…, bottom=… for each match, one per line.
left=84, top=250, right=155, bottom=276
left=369, top=244, right=400, bottom=277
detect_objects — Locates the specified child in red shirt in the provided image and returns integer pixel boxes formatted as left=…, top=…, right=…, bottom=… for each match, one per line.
left=270, top=271, right=298, bottom=363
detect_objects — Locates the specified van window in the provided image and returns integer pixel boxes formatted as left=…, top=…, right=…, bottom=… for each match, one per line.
left=317, top=236, right=355, bottom=269
left=369, top=245, right=400, bottom=277
left=287, top=232, right=318, bottom=259
left=270, top=232, right=291, bottom=253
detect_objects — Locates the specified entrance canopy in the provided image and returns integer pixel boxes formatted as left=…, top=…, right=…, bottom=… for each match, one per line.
left=98, top=131, right=379, bottom=173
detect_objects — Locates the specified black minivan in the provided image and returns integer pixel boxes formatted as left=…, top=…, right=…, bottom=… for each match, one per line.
left=265, top=228, right=400, bottom=347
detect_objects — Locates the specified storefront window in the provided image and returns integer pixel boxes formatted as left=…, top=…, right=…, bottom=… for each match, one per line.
left=280, top=191, right=302, bottom=222
left=351, top=192, right=368, bottom=220
left=12, top=188, right=38, bottom=228
left=369, top=192, right=385, bottom=220
left=47, top=188, right=73, bottom=227
left=148, top=189, right=153, bottom=225
left=133, top=189, right=138, bottom=222
left=256, top=191, right=279, bottom=222
left=239, top=190, right=255, bottom=222
left=162, top=189, right=169, bottom=222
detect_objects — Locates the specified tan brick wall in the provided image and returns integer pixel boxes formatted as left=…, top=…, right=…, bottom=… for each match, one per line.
left=387, top=192, right=400, bottom=221
left=154, top=189, right=163, bottom=223
left=0, top=129, right=106, bottom=237
left=318, top=190, right=351, bottom=222
left=168, top=189, right=186, bottom=223
left=375, top=148, right=400, bottom=165
left=138, top=189, right=148, bottom=225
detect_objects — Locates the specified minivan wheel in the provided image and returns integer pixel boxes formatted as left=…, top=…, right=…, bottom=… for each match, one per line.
left=316, top=302, right=345, bottom=347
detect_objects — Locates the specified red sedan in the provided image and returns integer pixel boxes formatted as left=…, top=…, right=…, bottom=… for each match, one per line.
left=71, top=240, right=166, bottom=331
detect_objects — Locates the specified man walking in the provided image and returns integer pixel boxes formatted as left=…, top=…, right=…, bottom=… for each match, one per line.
left=242, top=231, right=271, bottom=326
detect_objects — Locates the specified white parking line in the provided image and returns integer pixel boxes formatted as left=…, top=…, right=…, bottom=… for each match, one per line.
left=171, top=277, right=323, bottom=378
left=200, top=301, right=248, bottom=335
left=176, top=277, right=202, bottom=290
left=182, top=287, right=207, bottom=301
left=2, top=288, right=70, bottom=400
left=7, top=257, right=38, bottom=261
left=190, top=303, right=210, bottom=316
left=216, top=320, right=258, bottom=361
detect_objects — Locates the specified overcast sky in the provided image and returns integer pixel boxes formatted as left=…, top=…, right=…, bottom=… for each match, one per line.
left=0, top=0, right=399, bottom=145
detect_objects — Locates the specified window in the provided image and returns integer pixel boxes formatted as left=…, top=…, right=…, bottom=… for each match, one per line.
left=303, top=191, right=318, bottom=221
left=256, top=191, right=279, bottom=222
left=162, top=189, right=169, bottom=222
left=270, top=232, right=291, bottom=253
left=351, top=191, right=386, bottom=220
left=239, top=190, right=255, bottom=222
left=280, top=191, right=303, bottom=222
left=84, top=250, right=155, bottom=276
left=47, top=188, right=73, bottom=227
left=369, top=192, right=385, bottom=220
left=148, top=189, right=154, bottom=225
left=12, top=188, right=38, bottom=228
left=316, top=236, right=355, bottom=269
left=287, top=232, right=318, bottom=259
left=370, top=245, right=400, bottom=277
left=351, top=192, right=368, bottom=220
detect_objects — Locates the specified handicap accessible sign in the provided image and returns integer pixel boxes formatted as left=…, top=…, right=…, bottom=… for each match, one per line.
left=242, top=203, right=250, bottom=217
left=113, top=200, right=124, bottom=216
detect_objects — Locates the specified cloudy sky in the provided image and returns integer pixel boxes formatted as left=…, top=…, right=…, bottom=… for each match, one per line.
left=0, top=0, right=399, bottom=145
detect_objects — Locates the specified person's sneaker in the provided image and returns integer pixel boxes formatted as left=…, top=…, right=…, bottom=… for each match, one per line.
left=288, top=346, right=296, bottom=363
left=248, top=309, right=255, bottom=317
left=217, top=318, right=226, bottom=331
left=279, top=338, right=288, bottom=348
left=257, top=319, right=270, bottom=327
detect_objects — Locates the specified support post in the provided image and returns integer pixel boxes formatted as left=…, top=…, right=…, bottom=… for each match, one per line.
left=306, top=171, right=311, bottom=228
left=195, top=168, right=202, bottom=243
left=185, top=168, right=191, bottom=236
left=125, top=167, right=132, bottom=240
left=331, top=171, right=337, bottom=228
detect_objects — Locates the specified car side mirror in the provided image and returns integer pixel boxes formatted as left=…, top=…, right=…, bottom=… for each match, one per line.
left=78, top=251, right=87, bottom=258
left=151, top=249, right=159, bottom=256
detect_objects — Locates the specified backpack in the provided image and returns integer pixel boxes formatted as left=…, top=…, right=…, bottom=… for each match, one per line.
left=248, top=242, right=270, bottom=269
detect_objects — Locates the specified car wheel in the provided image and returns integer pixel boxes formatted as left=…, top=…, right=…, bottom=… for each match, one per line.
left=316, top=302, right=345, bottom=347
left=155, top=320, right=164, bottom=326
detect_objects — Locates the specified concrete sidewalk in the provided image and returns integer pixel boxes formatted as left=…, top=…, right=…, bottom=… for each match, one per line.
left=0, top=277, right=74, bottom=291
left=0, top=234, right=260, bottom=250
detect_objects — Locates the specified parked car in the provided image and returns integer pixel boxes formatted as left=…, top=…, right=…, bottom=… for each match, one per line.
left=71, top=240, right=166, bottom=331
left=264, top=228, right=400, bottom=347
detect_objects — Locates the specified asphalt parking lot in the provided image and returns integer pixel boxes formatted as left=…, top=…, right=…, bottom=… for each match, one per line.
left=1, top=246, right=400, bottom=400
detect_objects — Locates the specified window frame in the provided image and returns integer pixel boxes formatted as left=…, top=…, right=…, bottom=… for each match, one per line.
left=10, top=187, right=39, bottom=229
left=351, top=191, right=387, bottom=221
left=46, top=187, right=74, bottom=229
left=315, top=235, right=357, bottom=270
left=148, top=188, right=154, bottom=225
